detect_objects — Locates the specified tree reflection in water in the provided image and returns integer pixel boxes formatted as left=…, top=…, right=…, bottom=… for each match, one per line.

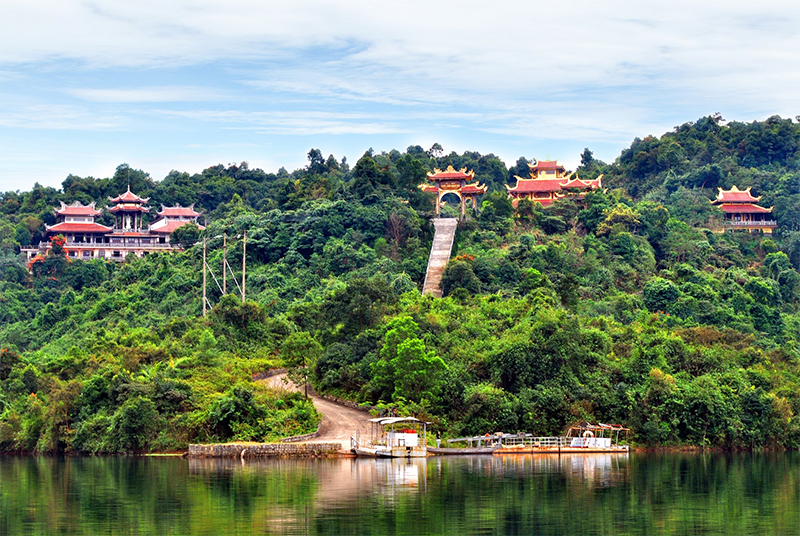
left=1, top=453, right=799, bottom=535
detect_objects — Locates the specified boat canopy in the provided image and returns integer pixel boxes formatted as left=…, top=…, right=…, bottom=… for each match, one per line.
left=368, top=417, right=423, bottom=426
left=570, top=422, right=630, bottom=432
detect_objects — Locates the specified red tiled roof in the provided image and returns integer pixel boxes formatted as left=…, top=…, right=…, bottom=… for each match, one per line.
left=561, top=178, right=600, bottom=189
left=109, top=204, right=150, bottom=213
left=150, top=221, right=205, bottom=234
left=428, top=171, right=470, bottom=180
left=55, top=201, right=102, bottom=216
left=109, top=187, right=149, bottom=204
left=530, top=160, right=565, bottom=171
left=427, top=165, right=475, bottom=181
left=720, top=204, right=773, bottom=214
left=158, top=205, right=200, bottom=217
left=712, top=186, right=761, bottom=204
left=418, top=185, right=487, bottom=195
left=507, top=178, right=566, bottom=193
left=45, top=222, right=112, bottom=234
left=461, top=183, right=488, bottom=194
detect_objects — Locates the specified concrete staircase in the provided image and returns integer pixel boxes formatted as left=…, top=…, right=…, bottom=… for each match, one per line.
left=422, top=218, right=458, bottom=297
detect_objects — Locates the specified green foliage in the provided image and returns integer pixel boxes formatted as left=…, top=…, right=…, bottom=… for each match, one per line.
left=4, top=127, right=800, bottom=451
left=108, top=397, right=162, bottom=452
left=169, top=223, right=201, bottom=247
left=643, top=278, right=680, bottom=312
left=282, top=332, right=322, bottom=392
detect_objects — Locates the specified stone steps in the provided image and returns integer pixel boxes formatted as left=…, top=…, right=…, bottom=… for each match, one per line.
left=422, top=218, right=458, bottom=297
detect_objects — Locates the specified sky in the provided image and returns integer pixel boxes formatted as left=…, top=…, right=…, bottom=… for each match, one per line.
left=1, top=0, right=799, bottom=192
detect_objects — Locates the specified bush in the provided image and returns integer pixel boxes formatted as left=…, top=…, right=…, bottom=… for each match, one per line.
left=643, top=277, right=679, bottom=312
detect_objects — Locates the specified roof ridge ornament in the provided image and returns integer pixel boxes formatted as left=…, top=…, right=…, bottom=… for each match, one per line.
left=427, top=165, right=476, bottom=178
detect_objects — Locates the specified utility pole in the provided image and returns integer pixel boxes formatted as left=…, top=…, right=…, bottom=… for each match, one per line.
left=202, top=236, right=207, bottom=317
left=222, top=233, right=227, bottom=295
left=241, top=231, right=246, bottom=303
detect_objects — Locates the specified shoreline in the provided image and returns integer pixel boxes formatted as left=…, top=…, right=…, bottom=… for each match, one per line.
left=0, top=443, right=793, bottom=457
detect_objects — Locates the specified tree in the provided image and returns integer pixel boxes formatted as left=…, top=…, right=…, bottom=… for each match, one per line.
left=351, top=154, right=395, bottom=202
left=30, top=236, right=68, bottom=279
left=307, top=148, right=327, bottom=175
left=441, top=259, right=481, bottom=297
left=371, top=316, right=447, bottom=407
left=169, top=223, right=201, bottom=248
left=481, top=191, right=514, bottom=220
left=392, top=338, right=447, bottom=405
left=580, top=148, right=595, bottom=167
left=643, top=277, right=679, bottom=312
left=596, top=204, right=641, bottom=236
left=282, top=332, right=322, bottom=398
left=395, top=154, right=428, bottom=191
left=109, top=397, right=161, bottom=452
left=427, top=143, right=444, bottom=159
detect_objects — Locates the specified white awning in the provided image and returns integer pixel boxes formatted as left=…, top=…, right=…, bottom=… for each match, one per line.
left=368, top=417, right=422, bottom=426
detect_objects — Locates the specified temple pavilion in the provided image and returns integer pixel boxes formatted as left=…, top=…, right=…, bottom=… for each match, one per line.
left=419, top=165, right=487, bottom=217
left=506, top=160, right=602, bottom=207
left=711, top=185, right=776, bottom=233
left=22, top=188, right=204, bottom=261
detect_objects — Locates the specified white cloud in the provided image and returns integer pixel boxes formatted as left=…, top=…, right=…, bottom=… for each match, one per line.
left=0, top=104, right=124, bottom=130
left=68, top=86, right=225, bottom=103
left=2, top=0, right=800, bottom=189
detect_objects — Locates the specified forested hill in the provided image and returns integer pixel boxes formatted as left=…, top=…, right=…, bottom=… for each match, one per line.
left=3, top=115, right=800, bottom=453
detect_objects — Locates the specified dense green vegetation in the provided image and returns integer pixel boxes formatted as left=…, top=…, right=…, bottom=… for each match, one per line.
left=3, top=116, right=800, bottom=452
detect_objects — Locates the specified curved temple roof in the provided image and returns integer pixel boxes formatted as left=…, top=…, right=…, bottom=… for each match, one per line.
left=427, top=165, right=476, bottom=180
left=109, top=186, right=150, bottom=204
left=712, top=185, right=761, bottom=204
left=55, top=201, right=102, bottom=217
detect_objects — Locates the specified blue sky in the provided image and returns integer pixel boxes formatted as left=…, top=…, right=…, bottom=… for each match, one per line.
left=1, top=0, right=799, bottom=192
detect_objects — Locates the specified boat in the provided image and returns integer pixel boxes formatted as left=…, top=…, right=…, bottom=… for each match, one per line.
left=351, top=417, right=429, bottom=458
left=494, top=423, right=630, bottom=454
left=442, top=423, right=630, bottom=455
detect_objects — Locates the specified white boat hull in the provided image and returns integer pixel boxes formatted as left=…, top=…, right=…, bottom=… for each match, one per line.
left=353, top=446, right=428, bottom=458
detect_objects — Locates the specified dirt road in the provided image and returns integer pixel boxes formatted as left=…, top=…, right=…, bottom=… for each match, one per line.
left=266, top=374, right=372, bottom=450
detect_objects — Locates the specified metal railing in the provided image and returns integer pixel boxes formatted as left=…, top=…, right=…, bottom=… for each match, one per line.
left=499, top=436, right=570, bottom=448
left=447, top=433, right=570, bottom=448
left=725, top=220, right=777, bottom=226
left=33, top=241, right=180, bottom=249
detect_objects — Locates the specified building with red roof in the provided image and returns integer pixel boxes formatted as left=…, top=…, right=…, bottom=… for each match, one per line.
left=711, top=186, right=776, bottom=233
left=419, top=165, right=487, bottom=217
left=506, top=160, right=602, bottom=207
left=22, top=189, right=204, bottom=261
left=108, top=186, right=151, bottom=232
left=149, top=204, right=204, bottom=235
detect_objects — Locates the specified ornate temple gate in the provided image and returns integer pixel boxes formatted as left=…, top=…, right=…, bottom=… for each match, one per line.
left=419, top=166, right=487, bottom=217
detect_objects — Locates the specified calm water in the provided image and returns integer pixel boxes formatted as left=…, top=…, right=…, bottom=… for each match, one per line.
left=1, top=452, right=798, bottom=535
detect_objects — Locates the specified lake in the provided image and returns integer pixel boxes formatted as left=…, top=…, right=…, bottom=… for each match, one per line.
left=1, top=452, right=798, bottom=535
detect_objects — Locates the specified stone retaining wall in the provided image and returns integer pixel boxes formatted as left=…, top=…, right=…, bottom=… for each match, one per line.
left=281, top=430, right=320, bottom=443
left=187, top=442, right=342, bottom=459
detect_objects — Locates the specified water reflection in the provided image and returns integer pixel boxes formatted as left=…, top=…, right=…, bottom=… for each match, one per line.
left=2, top=453, right=799, bottom=535
left=188, top=457, right=430, bottom=504
left=446, top=452, right=630, bottom=487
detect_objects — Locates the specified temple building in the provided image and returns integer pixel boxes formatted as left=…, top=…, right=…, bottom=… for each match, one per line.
left=506, top=160, right=602, bottom=207
left=711, top=185, right=776, bottom=233
left=419, top=165, right=488, bottom=217
left=149, top=204, right=203, bottom=237
left=22, top=188, right=204, bottom=261
left=108, top=187, right=150, bottom=233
